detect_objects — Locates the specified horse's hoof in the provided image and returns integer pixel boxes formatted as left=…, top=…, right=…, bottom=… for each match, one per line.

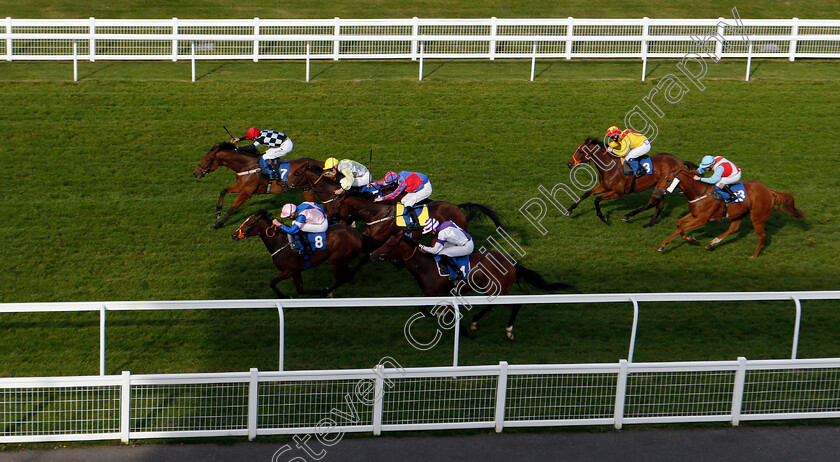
left=209, top=224, right=219, bottom=231
left=563, top=210, right=571, bottom=217
left=657, top=246, right=665, bottom=252
left=621, top=215, right=629, bottom=222
left=642, top=222, right=653, bottom=228
left=506, top=332, right=515, bottom=341
left=599, top=216, right=608, bottom=224
left=704, top=243, right=714, bottom=251
left=215, top=212, right=222, bottom=219
left=469, top=322, right=477, bottom=331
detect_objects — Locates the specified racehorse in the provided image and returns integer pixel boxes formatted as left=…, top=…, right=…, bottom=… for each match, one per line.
left=232, top=209, right=370, bottom=297
left=371, top=233, right=573, bottom=341
left=193, top=142, right=323, bottom=230
left=286, top=164, right=506, bottom=244
left=652, top=169, right=805, bottom=258
left=565, top=137, right=698, bottom=227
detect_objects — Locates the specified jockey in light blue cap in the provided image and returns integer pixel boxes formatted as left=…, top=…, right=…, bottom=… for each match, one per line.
left=694, top=155, right=742, bottom=202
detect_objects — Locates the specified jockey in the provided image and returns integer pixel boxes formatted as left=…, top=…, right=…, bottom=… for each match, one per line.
left=231, top=126, right=294, bottom=181
left=323, top=157, right=376, bottom=195
left=419, top=219, right=474, bottom=280
left=273, top=202, right=328, bottom=254
left=604, top=126, right=651, bottom=177
left=372, top=171, right=433, bottom=228
left=694, top=155, right=742, bottom=202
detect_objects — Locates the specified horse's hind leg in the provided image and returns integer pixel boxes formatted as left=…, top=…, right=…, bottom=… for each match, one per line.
left=644, top=197, right=666, bottom=228
left=505, top=304, right=522, bottom=341
left=269, top=270, right=295, bottom=298
left=621, top=195, right=660, bottom=224
left=750, top=221, right=767, bottom=259
left=704, top=218, right=743, bottom=251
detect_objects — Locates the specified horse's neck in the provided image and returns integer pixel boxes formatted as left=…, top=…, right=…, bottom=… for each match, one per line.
left=591, top=149, right=621, bottom=178
left=401, top=248, right=439, bottom=289
left=350, top=199, right=391, bottom=221
left=258, top=224, right=287, bottom=254
left=223, top=150, right=259, bottom=172
left=679, top=172, right=711, bottom=199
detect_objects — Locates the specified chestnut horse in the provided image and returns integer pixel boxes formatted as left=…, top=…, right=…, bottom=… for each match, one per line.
left=286, top=164, right=505, bottom=244
left=193, top=142, right=322, bottom=230
left=232, top=209, right=372, bottom=298
left=653, top=169, right=805, bottom=258
left=565, top=137, right=697, bottom=227
left=371, top=233, right=572, bottom=341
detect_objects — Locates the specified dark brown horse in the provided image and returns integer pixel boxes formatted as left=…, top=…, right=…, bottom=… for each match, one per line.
left=193, top=142, right=323, bottom=230
left=371, top=233, right=572, bottom=341
left=232, top=209, right=369, bottom=297
left=286, top=164, right=505, bottom=244
left=653, top=169, right=805, bottom=258
left=565, top=137, right=697, bottom=227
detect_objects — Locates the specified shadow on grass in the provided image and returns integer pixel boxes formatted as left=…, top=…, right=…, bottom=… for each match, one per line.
left=80, top=63, right=115, bottom=80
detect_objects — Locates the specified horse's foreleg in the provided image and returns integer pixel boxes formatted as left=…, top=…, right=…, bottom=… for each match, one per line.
left=643, top=196, right=667, bottom=228
left=594, top=191, right=620, bottom=224
left=657, top=215, right=708, bottom=251
left=505, top=304, right=522, bottom=341
left=216, top=184, right=241, bottom=219
left=566, top=185, right=606, bottom=215
left=622, top=195, right=660, bottom=223
left=211, top=190, right=254, bottom=230
left=269, top=270, right=295, bottom=298
left=704, top=218, right=743, bottom=251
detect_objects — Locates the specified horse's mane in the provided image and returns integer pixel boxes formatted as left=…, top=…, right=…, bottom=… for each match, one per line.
left=255, top=209, right=274, bottom=221
left=217, top=141, right=260, bottom=157
left=584, top=136, right=606, bottom=149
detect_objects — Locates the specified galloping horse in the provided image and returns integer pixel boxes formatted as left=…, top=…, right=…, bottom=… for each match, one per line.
left=286, top=164, right=506, bottom=243
left=232, top=209, right=369, bottom=297
left=193, top=142, right=323, bottom=230
left=371, top=233, right=572, bottom=341
left=653, top=169, right=805, bottom=258
left=565, top=137, right=697, bottom=227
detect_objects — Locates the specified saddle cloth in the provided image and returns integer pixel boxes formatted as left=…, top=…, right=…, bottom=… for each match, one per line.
left=713, top=183, right=746, bottom=203
left=435, top=255, right=471, bottom=280
left=395, top=204, right=430, bottom=228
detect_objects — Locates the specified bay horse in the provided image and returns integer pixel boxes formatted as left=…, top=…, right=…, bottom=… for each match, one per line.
left=286, top=164, right=506, bottom=244
left=193, top=142, right=323, bottom=230
left=232, top=209, right=371, bottom=298
left=371, top=233, right=573, bottom=341
left=565, top=137, right=698, bottom=227
left=653, top=169, right=805, bottom=258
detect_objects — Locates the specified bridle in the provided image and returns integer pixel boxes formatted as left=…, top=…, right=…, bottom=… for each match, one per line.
left=196, top=147, right=220, bottom=176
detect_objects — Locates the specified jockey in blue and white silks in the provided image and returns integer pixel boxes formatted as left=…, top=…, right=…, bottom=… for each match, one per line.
left=275, top=202, right=328, bottom=235
left=419, top=219, right=473, bottom=279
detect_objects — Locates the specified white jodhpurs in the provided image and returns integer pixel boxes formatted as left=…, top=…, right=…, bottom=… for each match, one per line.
left=264, top=138, right=294, bottom=160
left=400, top=182, right=433, bottom=206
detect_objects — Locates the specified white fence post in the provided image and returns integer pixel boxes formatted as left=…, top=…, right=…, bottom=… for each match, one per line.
left=614, top=359, right=628, bottom=429
left=88, top=17, right=95, bottom=62
left=489, top=17, right=497, bottom=61
left=628, top=298, right=639, bottom=363
left=277, top=303, right=284, bottom=371
left=731, top=357, right=747, bottom=426
left=333, top=17, right=340, bottom=61
left=789, top=17, right=799, bottom=62
left=530, top=41, right=537, bottom=81
left=305, top=41, right=311, bottom=82
left=120, top=370, right=131, bottom=442
left=715, top=17, right=725, bottom=58
left=372, top=365, right=385, bottom=435
left=253, top=17, right=260, bottom=62
left=641, top=17, right=649, bottom=81
left=418, top=42, right=424, bottom=81
left=99, top=305, right=106, bottom=374
left=248, top=368, right=259, bottom=440
left=411, top=17, right=419, bottom=61
left=565, top=17, right=574, bottom=60
left=494, top=361, right=508, bottom=433
left=5, top=17, right=11, bottom=62
left=791, top=297, right=802, bottom=359
left=452, top=301, right=461, bottom=367
left=171, top=17, right=178, bottom=62
left=190, top=40, right=196, bottom=82
left=745, top=41, right=753, bottom=81
left=72, top=40, right=78, bottom=82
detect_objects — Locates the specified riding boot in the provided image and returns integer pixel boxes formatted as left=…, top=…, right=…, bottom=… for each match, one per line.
left=407, top=206, right=421, bottom=229
left=635, top=166, right=646, bottom=178
left=439, top=255, right=464, bottom=280
left=287, top=234, right=302, bottom=253
left=300, top=234, right=313, bottom=255
left=259, top=157, right=276, bottom=180
left=722, top=185, right=737, bottom=202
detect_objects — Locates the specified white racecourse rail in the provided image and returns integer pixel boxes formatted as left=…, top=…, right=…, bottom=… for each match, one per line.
left=1, top=291, right=840, bottom=443
left=2, top=17, right=840, bottom=81
left=2, top=358, right=840, bottom=443
left=2, top=291, right=839, bottom=374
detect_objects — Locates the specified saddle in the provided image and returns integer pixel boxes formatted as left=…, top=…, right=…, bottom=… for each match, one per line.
left=623, top=155, right=653, bottom=177
left=396, top=204, right=430, bottom=229
left=435, top=255, right=471, bottom=280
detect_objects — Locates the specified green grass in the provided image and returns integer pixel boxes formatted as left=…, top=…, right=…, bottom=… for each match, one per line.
left=0, top=55, right=838, bottom=377
left=3, top=0, right=838, bottom=20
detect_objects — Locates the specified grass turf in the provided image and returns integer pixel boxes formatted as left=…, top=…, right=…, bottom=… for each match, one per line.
left=0, top=56, right=837, bottom=377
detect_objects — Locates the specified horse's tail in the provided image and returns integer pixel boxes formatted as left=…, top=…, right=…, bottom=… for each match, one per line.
left=683, top=160, right=699, bottom=170
left=770, top=190, right=806, bottom=219
left=514, top=264, right=575, bottom=292
left=458, top=202, right=505, bottom=228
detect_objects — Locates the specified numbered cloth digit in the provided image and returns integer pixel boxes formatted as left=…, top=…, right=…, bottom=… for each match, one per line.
left=315, top=235, right=324, bottom=248
left=737, top=190, right=746, bottom=199
left=644, top=163, right=652, bottom=173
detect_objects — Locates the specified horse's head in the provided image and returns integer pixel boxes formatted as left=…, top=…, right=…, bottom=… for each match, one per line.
left=652, top=169, right=690, bottom=199
left=194, top=142, right=239, bottom=179
left=567, top=137, right=607, bottom=169
left=232, top=209, right=274, bottom=241
left=370, top=233, right=415, bottom=262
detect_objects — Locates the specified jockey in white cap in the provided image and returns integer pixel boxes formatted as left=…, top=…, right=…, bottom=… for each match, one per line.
left=418, top=219, right=474, bottom=279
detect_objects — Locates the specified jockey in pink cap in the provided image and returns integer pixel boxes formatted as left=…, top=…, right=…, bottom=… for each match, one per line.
left=273, top=202, right=328, bottom=253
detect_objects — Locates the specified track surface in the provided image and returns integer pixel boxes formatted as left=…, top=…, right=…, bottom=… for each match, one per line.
left=5, top=425, right=840, bottom=461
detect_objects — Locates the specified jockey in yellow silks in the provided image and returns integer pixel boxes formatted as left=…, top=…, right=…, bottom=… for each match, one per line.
left=604, top=126, right=651, bottom=177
